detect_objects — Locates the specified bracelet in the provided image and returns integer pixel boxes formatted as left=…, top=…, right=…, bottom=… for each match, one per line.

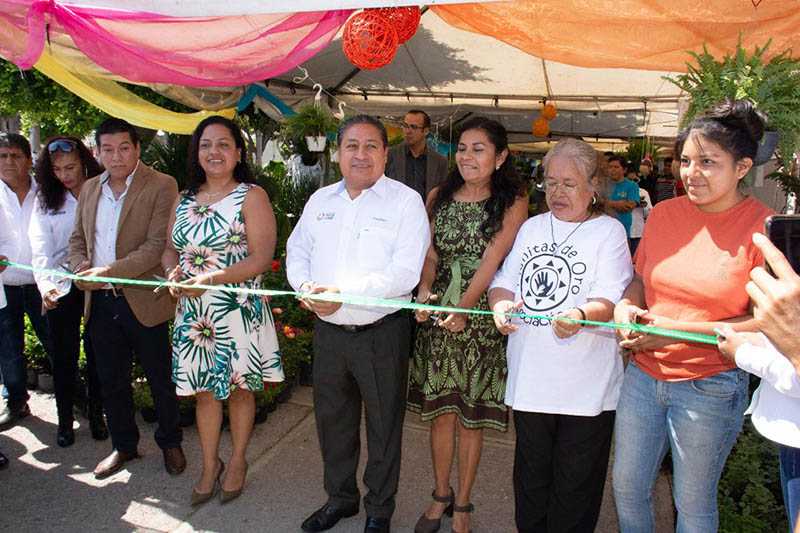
left=572, top=306, right=586, bottom=325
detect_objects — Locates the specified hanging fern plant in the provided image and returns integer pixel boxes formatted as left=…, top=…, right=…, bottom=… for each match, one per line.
left=667, top=35, right=800, bottom=197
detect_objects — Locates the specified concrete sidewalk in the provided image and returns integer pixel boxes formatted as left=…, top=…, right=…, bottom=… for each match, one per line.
left=0, top=387, right=674, bottom=532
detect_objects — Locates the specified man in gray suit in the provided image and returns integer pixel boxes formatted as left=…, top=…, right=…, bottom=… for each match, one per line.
left=385, top=110, right=448, bottom=201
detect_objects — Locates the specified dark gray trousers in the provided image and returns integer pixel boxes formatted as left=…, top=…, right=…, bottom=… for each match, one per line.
left=312, top=312, right=410, bottom=519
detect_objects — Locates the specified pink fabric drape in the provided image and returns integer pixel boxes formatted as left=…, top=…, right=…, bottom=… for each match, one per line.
left=0, top=1, right=352, bottom=87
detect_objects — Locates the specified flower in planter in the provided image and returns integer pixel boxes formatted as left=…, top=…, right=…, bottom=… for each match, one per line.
left=286, top=332, right=296, bottom=339
left=272, top=307, right=283, bottom=315
left=188, top=315, right=217, bottom=351
left=271, top=260, right=280, bottom=273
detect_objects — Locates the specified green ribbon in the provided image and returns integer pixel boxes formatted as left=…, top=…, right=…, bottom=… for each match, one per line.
left=0, top=259, right=718, bottom=345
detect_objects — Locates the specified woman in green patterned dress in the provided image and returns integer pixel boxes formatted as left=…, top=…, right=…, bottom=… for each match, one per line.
left=408, top=117, right=528, bottom=533
left=162, top=117, right=282, bottom=506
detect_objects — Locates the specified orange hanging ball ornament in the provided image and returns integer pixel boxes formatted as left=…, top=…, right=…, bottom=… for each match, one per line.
left=376, top=6, right=421, bottom=44
left=342, top=10, right=399, bottom=70
left=532, top=118, right=550, bottom=138
left=541, top=103, right=557, bottom=121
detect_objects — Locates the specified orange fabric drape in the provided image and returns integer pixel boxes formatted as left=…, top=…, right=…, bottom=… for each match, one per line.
left=431, top=0, right=800, bottom=72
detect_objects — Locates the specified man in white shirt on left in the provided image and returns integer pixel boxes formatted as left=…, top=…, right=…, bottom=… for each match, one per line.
left=0, top=133, right=55, bottom=428
left=0, top=205, right=18, bottom=468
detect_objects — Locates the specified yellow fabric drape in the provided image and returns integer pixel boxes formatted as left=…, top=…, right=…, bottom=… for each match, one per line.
left=431, top=0, right=800, bottom=72
left=33, top=48, right=235, bottom=134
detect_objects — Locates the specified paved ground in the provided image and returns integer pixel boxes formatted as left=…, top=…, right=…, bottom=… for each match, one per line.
left=0, top=386, right=674, bottom=532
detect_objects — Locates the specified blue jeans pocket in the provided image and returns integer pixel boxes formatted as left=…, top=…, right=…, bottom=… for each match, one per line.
left=690, top=369, right=744, bottom=398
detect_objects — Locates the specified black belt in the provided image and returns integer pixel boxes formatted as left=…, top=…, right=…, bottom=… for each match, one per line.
left=333, top=310, right=403, bottom=333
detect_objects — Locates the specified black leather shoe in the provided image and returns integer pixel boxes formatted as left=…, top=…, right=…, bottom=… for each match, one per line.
left=88, top=404, right=109, bottom=441
left=364, top=516, right=390, bottom=533
left=0, top=452, right=8, bottom=469
left=57, top=422, right=75, bottom=448
left=301, top=503, right=359, bottom=532
left=0, top=402, right=30, bottom=427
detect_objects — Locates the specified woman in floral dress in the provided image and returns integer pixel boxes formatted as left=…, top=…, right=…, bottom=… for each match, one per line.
left=408, top=117, right=528, bottom=533
left=162, top=116, right=282, bottom=506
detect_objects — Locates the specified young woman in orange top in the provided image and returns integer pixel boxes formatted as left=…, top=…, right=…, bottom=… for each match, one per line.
left=611, top=99, right=774, bottom=532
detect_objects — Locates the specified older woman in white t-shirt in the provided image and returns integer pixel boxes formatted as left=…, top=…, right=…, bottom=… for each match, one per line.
left=489, top=138, right=633, bottom=532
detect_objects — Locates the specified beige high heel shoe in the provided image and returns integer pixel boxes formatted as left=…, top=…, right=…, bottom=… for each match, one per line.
left=190, top=458, right=224, bottom=507
left=219, top=461, right=248, bottom=504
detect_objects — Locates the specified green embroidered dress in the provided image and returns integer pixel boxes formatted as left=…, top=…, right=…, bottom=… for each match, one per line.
left=171, top=183, right=283, bottom=399
left=407, top=199, right=509, bottom=431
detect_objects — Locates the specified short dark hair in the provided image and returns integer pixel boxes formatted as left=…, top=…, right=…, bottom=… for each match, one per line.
left=336, top=115, right=388, bottom=149
left=603, top=151, right=614, bottom=157
left=95, top=117, right=139, bottom=147
left=185, top=116, right=255, bottom=195
left=0, top=133, right=31, bottom=159
left=606, top=154, right=624, bottom=165
left=406, top=109, right=431, bottom=129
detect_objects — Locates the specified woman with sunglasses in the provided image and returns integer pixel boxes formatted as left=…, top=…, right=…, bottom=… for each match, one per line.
left=29, top=136, right=108, bottom=447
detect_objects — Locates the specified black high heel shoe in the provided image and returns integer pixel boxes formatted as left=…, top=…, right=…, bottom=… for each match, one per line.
left=414, top=487, right=455, bottom=533
left=88, top=404, right=109, bottom=441
left=451, top=502, right=474, bottom=533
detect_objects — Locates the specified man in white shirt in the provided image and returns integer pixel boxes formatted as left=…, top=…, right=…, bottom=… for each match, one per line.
left=0, top=133, right=55, bottom=428
left=287, top=115, right=430, bottom=533
left=69, top=118, right=184, bottom=479
left=0, top=206, right=14, bottom=469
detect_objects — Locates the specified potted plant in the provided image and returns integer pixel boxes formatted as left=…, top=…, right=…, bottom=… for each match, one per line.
left=133, top=382, right=157, bottom=423
left=667, top=35, right=800, bottom=196
left=179, top=396, right=196, bottom=427
left=282, top=104, right=339, bottom=153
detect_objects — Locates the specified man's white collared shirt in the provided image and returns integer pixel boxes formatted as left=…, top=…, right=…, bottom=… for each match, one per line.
left=286, top=175, right=430, bottom=326
left=0, top=176, right=37, bottom=285
left=93, top=164, right=137, bottom=269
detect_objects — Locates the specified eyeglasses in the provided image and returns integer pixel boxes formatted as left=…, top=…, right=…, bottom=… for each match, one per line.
left=47, top=140, right=77, bottom=154
left=400, top=122, right=425, bottom=131
left=544, top=181, right=580, bottom=195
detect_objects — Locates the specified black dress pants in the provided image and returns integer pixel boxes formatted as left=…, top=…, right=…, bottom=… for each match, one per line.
left=312, top=312, right=410, bottom=519
left=88, top=291, right=181, bottom=454
left=513, top=409, right=615, bottom=533
left=47, top=285, right=103, bottom=422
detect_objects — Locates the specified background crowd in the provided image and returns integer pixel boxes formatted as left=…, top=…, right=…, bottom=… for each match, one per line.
left=0, top=99, right=799, bottom=533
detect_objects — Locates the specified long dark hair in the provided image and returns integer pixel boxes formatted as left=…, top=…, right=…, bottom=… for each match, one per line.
left=428, top=117, right=526, bottom=239
left=34, top=136, right=103, bottom=212
left=675, top=98, right=767, bottom=163
left=184, top=116, right=256, bottom=195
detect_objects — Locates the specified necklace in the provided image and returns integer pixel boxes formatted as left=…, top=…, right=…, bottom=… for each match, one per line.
left=549, top=212, right=591, bottom=255
left=203, top=188, right=225, bottom=199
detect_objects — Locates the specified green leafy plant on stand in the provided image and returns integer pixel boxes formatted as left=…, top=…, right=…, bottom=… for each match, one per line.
left=667, top=35, right=800, bottom=196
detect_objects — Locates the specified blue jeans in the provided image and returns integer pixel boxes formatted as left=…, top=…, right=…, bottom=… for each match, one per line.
left=612, top=361, right=748, bottom=533
left=0, top=284, right=55, bottom=404
left=780, top=445, right=800, bottom=532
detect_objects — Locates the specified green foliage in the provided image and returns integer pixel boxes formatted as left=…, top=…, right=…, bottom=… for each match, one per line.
left=264, top=255, right=315, bottom=381
left=132, top=381, right=154, bottom=409
left=0, top=59, right=107, bottom=139
left=718, top=419, right=787, bottom=533
left=23, top=316, right=50, bottom=372
left=667, top=35, right=800, bottom=195
left=279, top=105, right=339, bottom=158
left=618, top=139, right=662, bottom=166
left=141, top=133, right=190, bottom=190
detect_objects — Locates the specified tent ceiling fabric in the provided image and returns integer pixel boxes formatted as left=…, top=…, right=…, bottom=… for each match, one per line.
left=2, top=1, right=800, bottom=143
left=268, top=11, right=682, bottom=141
left=430, top=0, right=800, bottom=72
